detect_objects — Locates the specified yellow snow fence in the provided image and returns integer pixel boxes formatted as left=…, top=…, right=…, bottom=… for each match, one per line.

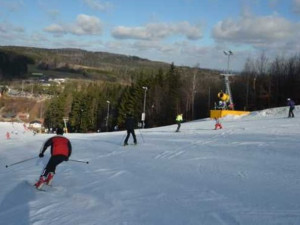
left=210, top=110, right=250, bottom=119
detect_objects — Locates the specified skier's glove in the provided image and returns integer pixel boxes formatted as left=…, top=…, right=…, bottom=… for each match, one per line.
left=39, top=153, right=44, bottom=158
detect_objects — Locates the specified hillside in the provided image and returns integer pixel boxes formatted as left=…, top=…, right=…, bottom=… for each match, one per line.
left=0, top=106, right=299, bottom=225
left=0, top=45, right=222, bottom=125
left=0, top=95, right=45, bottom=122
left=0, top=45, right=220, bottom=82
left=0, top=46, right=174, bottom=82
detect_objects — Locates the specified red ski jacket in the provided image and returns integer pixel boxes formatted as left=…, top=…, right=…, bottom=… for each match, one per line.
left=41, top=135, right=72, bottom=158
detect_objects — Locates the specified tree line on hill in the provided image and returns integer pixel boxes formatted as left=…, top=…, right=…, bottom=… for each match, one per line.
left=44, top=63, right=213, bottom=132
left=233, top=53, right=300, bottom=110
left=0, top=46, right=169, bottom=83
left=43, top=53, right=300, bottom=132
left=0, top=51, right=34, bottom=79
left=0, top=47, right=299, bottom=132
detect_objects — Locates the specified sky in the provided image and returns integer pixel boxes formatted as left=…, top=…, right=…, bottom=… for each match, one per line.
left=0, top=0, right=300, bottom=71
left=0, top=106, right=300, bottom=224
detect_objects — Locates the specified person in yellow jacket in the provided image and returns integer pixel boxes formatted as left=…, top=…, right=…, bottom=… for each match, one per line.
left=175, top=113, right=183, bottom=132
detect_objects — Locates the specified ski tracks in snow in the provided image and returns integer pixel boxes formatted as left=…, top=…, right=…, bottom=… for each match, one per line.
left=152, top=131, right=221, bottom=160
left=209, top=212, right=240, bottom=225
left=94, top=168, right=127, bottom=179
left=30, top=186, right=99, bottom=225
left=154, top=150, right=185, bottom=159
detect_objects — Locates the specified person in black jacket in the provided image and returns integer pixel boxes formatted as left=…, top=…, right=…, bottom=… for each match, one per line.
left=124, top=114, right=137, bottom=146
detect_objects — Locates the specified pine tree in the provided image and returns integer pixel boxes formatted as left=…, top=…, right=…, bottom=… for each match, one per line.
left=163, top=63, right=182, bottom=125
left=44, top=94, right=66, bottom=129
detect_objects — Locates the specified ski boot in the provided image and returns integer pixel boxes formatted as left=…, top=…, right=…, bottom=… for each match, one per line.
left=215, top=123, right=223, bottom=130
left=45, top=172, right=54, bottom=185
left=35, top=176, right=46, bottom=190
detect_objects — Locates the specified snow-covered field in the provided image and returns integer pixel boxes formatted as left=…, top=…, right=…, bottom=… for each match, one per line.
left=0, top=106, right=299, bottom=225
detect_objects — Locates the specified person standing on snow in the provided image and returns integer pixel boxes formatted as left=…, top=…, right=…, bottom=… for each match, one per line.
left=287, top=98, right=295, bottom=118
left=35, top=127, right=72, bottom=190
left=175, top=113, right=183, bottom=132
left=123, top=113, right=137, bottom=146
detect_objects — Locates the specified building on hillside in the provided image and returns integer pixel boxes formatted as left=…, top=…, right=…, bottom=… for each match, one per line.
left=49, top=78, right=66, bottom=85
left=31, top=72, right=44, bottom=80
left=18, top=113, right=30, bottom=121
left=29, top=120, right=42, bottom=129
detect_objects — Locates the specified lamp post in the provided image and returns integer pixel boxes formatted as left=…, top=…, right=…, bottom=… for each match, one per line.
left=142, top=86, right=148, bottom=128
left=222, top=50, right=234, bottom=109
left=106, top=100, right=110, bottom=131
left=223, top=50, right=233, bottom=74
left=63, top=117, right=69, bottom=133
left=80, top=108, right=84, bottom=131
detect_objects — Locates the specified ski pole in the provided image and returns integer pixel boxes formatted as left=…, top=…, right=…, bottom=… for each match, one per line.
left=5, top=156, right=38, bottom=168
left=120, top=133, right=127, bottom=145
left=69, top=159, right=89, bottom=164
left=138, top=129, right=145, bottom=143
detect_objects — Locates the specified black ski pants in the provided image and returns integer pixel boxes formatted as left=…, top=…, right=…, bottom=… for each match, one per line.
left=124, top=129, right=137, bottom=144
left=289, top=107, right=295, bottom=117
left=41, top=155, right=67, bottom=177
left=176, top=122, right=181, bottom=132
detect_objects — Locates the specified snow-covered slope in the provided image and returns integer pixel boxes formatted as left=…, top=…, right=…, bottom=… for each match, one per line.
left=0, top=106, right=299, bottom=225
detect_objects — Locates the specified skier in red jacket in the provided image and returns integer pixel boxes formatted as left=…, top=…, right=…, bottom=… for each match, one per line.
left=35, top=127, right=72, bottom=190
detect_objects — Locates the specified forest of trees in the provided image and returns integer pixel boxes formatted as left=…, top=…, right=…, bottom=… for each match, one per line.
left=43, top=53, right=300, bottom=132
left=233, top=53, right=300, bottom=110
left=43, top=63, right=214, bottom=132
left=0, top=51, right=34, bottom=79
left=0, top=47, right=299, bottom=132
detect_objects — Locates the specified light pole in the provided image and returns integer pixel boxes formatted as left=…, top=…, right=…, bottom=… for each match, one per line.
left=142, top=86, right=148, bottom=128
left=63, top=117, right=69, bottom=133
left=106, top=100, right=110, bottom=131
left=222, top=50, right=234, bottom=109
left=80, top=108, right=84, bottom=131
left=223, top=50, right=233, bottom=73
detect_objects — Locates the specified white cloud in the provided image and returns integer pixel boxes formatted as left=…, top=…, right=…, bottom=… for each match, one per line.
left=292, top=0, right=300, bottom=14
left=44, top=14, right=103, bottom=36
left=0, top=22, right=24, bottom=39
left=44, top=24, right=65, bottom=34
left=112, top=22, right=202, bottom=41
left=211, top=12, right=300, bottom=55
left=71, top=14, right=103, bottom=35
left=101, top=40, right=235, bottom=70
left=83, top=0, right=112, bottom=11
left=212, top=13, right=296, bottom=45
left=30, top=32, right=49, bottom=42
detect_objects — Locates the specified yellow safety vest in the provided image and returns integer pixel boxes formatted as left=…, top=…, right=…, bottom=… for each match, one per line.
left=176, top=114, right=183, bottom=122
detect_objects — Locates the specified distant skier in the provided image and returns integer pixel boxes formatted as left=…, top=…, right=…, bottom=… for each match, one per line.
left=217, top=101, right=226, bottom=109
left=35, top=127, right=72, bottom=190
left=287, top=98, right=295, bottom=118
left=6, top=132, right=10, bottom=140
left=175, top=113, right=183, bottom=132
left=123, top=113, right=137, bottom=146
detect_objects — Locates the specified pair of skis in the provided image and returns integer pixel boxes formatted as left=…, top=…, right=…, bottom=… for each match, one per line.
left=123, top=143, right=137, bottom=147
left=25, top=180, right=54, bottom=192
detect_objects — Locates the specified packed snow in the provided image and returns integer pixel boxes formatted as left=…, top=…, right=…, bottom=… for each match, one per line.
left=0, top=106, right=299, bottom=225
